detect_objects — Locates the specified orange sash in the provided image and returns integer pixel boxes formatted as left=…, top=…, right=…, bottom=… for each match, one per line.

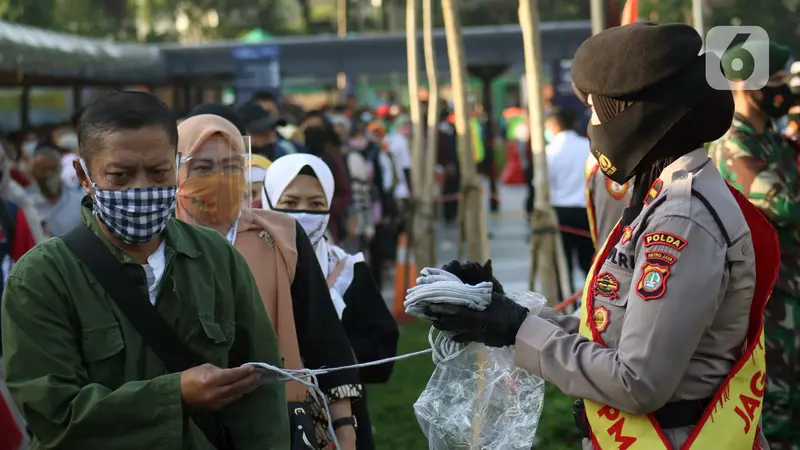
left=578, top=183, right=779, bottom=449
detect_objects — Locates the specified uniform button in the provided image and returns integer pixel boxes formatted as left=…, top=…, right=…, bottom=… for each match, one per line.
left=742, top=244, right=750, bottom=255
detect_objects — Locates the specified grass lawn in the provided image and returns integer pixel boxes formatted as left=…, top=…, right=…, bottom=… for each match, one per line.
left=367, top=321, right=582, bottom=450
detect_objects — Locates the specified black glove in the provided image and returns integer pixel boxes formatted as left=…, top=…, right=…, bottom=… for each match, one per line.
left=426, top=292, right=529, bottom=347
left=441, top=259, right=505, bottom=294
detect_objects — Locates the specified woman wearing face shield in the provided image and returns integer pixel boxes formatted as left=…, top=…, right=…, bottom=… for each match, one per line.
left=263, top=153, right=400, bottom=450
left=175, top=115, right=362, bottom=450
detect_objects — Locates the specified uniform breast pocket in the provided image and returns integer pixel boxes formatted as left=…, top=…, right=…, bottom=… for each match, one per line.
left=81, top=323, right=126, bottom=382
left=192, top=314, right=236, bottom=367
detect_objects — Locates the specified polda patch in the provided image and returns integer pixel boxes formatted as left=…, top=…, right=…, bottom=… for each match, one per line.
left=592, top=272, right=620, bottom=300
left=593, top=306, right=610, bottom=333
left=636, top=261, right=671, bottom=301
left=605, top=178, right=629, bottom=200
left=642, top=232, right=687, bottom=250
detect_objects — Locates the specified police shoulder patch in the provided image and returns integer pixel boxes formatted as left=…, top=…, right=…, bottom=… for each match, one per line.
left=593, top=306, right=610, bottom=333
left=642, top=231, right=687, bottom=250
left=636, top=257, right=671, bottom=301
left=605, top=178, right=629, bottom=200
left=592, top=272, right=620, bottom=300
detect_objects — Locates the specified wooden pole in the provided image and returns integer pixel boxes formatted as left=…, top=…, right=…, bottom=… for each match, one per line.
left=337, top=0, right=348, bottom=101
left=442, top=0, right=489, bottom=263
left=406, top=0, right=423, bottom=204
left=406, top=0, right=430, bottom=269
left=417, top=0, right=439, bottom=268
left=692, top=0, right=705, bottom=37
left=590, top=0, right=608, bottom=35
left=519, top=0, right=559, bottom=304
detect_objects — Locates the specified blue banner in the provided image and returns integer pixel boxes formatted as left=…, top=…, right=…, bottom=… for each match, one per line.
left=232, top=44, right=281, bottom=103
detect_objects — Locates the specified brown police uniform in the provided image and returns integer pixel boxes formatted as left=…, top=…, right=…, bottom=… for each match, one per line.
left=515, top=149, right=769, bottom=448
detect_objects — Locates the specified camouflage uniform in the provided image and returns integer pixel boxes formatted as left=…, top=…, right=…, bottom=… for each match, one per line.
left=709, top=114, right=800, bottom=450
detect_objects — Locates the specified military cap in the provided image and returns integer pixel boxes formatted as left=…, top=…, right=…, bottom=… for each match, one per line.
left=571, top=22, right=703, bottom=98
left=721, top=41, right=792, bottom=80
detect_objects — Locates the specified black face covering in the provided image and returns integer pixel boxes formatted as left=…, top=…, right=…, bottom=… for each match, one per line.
left=752, top=84, right=793, bottom=118
left=585, top=58, right=730, bottom=185
left=586, top=99, right=690, bottom=185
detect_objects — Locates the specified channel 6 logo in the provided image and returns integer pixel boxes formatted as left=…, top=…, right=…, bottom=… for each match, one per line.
left=705, top=26, right=770, bottom=91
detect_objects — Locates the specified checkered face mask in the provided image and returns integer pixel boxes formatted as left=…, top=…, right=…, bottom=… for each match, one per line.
left=80, top=159, right=177, bottom=245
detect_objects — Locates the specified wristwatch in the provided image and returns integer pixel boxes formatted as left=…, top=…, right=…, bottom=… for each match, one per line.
left=331, top=416, right=358, bottom=430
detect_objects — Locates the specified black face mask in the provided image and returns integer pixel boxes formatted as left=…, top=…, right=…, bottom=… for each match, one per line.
left=586, top=99, right=690, bottom=185
left=752, top=84, right=793, bottom=118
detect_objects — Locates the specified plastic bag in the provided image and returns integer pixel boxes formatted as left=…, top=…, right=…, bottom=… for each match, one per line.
left=414, top=290, right=547, bottom=450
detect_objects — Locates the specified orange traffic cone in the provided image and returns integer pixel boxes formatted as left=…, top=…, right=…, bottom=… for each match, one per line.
left=393, top=233, right=418, bottom=322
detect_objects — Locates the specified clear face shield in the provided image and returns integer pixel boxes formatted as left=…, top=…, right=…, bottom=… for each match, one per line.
left=178, top=134, right=252, bottom=227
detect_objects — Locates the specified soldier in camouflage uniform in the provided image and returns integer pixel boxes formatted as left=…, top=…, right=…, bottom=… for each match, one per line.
left=709, top=41, right=800, bottom=450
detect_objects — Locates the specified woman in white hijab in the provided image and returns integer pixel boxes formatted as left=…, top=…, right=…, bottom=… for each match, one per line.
left=263, top=153, right=399, bottom=450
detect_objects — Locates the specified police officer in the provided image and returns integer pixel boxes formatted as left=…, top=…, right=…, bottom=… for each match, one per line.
left=709, top=41, right=800, bottom=450
left=426, top=23, right=779, bottom=449
left=584, top=153, right=632, bottom=248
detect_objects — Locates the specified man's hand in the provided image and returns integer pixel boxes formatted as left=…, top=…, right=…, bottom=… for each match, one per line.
left=180, top=364, right=260, bottom=411
left=427, top=292, right=529, bottom=347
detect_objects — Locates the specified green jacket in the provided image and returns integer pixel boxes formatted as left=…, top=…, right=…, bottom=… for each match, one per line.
left=1, top=200, right=289, bottom=449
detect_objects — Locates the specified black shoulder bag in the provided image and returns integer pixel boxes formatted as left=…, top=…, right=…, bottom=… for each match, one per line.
left=61, top=224, right=234, bottom=450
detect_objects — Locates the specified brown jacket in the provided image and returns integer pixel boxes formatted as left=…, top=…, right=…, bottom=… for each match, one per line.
left=235, top=209, right=307, bottom=402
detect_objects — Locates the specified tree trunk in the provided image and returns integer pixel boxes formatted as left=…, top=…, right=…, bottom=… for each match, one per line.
left=417, top=0, right=439, bottom=268
left=406, top=0, right=430, bottom=268
left=519, top=0, right=563, bottom=305
left=442, top=0, right=489, bottom=262
left=298, top=0, right=312, bottom=31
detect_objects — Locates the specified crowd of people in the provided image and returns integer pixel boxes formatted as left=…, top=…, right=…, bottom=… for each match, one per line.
left=1, top=21, right=800, bottom=450
left=0, top=84, right=475, bottom=450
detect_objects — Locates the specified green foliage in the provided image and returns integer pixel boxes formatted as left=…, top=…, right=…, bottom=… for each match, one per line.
left=0, top=0, right=797, bottom=58
left=367, top=321, right=582, bottom=449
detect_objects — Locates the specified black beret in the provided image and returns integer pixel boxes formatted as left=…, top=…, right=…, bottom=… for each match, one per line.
left=572, top=22, right=703, bottom=98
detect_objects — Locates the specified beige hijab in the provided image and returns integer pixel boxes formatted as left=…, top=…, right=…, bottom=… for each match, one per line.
left=177, top=115, right=307, bottom=402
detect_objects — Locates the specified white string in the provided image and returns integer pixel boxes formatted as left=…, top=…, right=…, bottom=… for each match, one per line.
left=245, top=326, right=466, bottom=449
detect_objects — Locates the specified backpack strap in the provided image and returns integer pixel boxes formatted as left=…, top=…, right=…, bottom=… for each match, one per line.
left=60, top=224, right=232, bottom=450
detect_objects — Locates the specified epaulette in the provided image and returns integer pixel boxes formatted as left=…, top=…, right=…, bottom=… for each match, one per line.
left=665, top=168, right=694, bottom=216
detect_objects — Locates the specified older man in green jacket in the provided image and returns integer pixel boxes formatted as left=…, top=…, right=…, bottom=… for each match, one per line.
left=1, top=91, right=289, bottom=449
